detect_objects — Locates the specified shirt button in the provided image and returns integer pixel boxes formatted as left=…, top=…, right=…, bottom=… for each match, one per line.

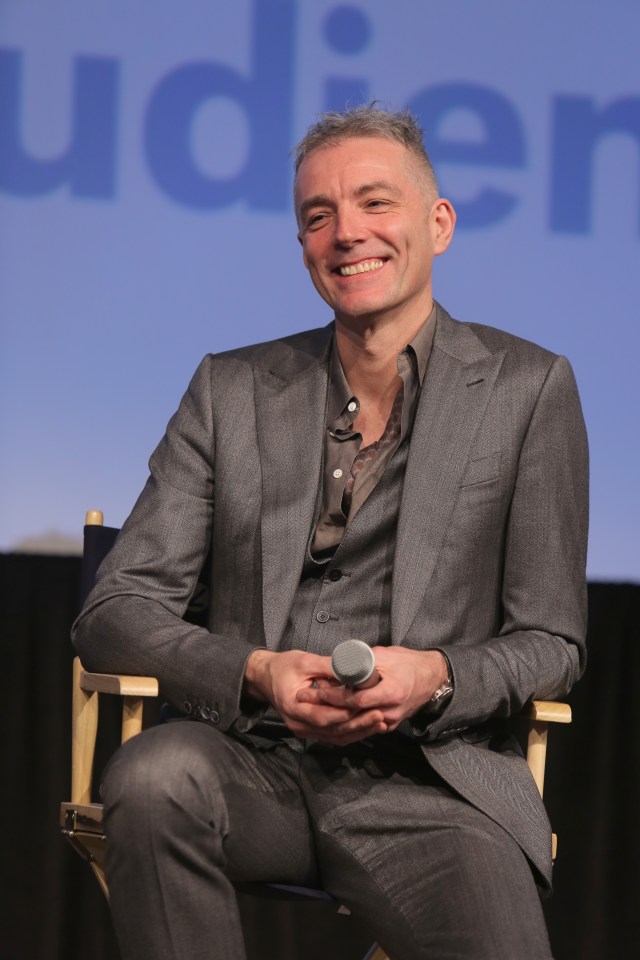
left=316, top=610, right=330, bottom=623
left=328, top=569, right=342, bottom=581
left=348, top=401, right=357, bottom=413
left=333, top=468, right=343, bottom=479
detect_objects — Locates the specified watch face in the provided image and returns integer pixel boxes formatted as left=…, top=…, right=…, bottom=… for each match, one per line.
left=430, top=680, right=454, bottom=712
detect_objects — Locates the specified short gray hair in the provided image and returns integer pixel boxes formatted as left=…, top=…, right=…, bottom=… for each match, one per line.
left=293, top=104, right=439, bottom=197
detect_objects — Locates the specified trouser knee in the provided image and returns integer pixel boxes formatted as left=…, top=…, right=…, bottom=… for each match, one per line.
left=102, top=722, right=229, bottom=845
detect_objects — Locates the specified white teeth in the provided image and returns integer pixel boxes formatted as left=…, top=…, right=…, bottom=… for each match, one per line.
left=339, top=259, right=384, bottom=277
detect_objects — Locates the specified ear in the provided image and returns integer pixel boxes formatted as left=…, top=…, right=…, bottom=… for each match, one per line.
left=431, top=198, right=456, bottom=256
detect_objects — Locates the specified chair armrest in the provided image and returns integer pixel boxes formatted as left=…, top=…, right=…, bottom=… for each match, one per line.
left=71, top=659, right=160, bottom=804
left=80, top=670, right=159, bottom=698
left=524, top=700, right=572, bottom=724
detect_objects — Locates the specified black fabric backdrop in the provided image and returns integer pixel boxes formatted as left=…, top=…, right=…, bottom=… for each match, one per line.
left=1, top=554, right=638, bottom=960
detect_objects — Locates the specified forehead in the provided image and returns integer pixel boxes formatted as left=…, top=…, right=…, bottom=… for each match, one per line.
left=294, top=136, right=424, bottom=212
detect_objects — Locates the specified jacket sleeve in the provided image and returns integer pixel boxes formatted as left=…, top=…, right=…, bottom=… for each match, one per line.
left=72, top=355, right=262, bottom=731
left=425, top=353, right=589, bottom=740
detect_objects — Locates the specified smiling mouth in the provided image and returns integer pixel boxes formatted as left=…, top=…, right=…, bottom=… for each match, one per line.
left=337, top=258, right=385, bottom=277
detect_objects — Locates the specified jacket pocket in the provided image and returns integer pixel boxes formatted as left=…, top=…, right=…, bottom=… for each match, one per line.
left=460, top=450, right=501, bottom=487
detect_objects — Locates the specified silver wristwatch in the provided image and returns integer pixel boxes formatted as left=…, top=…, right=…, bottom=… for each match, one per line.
left=427, top=658, right=454, bottom=714
left=428, top=679, right=454, bottom=711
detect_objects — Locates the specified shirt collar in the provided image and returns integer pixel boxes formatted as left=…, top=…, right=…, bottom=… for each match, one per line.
left=328, top=302, right=436, bottom=424
left=404, top=302, right=437, bottom=387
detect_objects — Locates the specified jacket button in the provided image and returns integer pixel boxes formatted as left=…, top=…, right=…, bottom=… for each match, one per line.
left=316, top=610, right=330, bottom=623
left=200, top=706, right=211, bottom=720
left=363, top=758, right=385, bottom=778
left=210, top=710, right=220, bottom=724
left=183, top=701, right=192, bottom=714
left=328, top=569, right=342, bottom=581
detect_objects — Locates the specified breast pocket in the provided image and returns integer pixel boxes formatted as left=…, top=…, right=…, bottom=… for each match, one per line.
left=460, top=451, right=502, bottom=487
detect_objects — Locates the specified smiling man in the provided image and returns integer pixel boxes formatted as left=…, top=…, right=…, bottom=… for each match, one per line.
left=74, top=106, right=588, bottom=960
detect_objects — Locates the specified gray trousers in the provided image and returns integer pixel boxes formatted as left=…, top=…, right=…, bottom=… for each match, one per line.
left=101, top=721, right=552, bottom=960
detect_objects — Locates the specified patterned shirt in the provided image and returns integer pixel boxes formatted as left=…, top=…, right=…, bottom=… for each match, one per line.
left=310, top=305, right=436, bottom=562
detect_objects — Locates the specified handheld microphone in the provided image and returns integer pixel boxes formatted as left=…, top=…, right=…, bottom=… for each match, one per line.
left=331, top=639, right=380, bottom=689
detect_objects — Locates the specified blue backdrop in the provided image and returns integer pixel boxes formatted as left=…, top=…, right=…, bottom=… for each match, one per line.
left=1, top=0, right=638, bottom=579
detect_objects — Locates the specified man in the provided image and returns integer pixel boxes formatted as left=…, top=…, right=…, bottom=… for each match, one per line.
left=73, top=106, right=588, bottom=959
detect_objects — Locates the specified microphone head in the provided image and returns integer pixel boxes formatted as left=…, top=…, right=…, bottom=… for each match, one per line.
left=331, top=639, right=375, bottom=686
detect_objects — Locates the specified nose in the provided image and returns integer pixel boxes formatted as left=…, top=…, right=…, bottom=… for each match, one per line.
left=333, top=206, right=364, bottom=247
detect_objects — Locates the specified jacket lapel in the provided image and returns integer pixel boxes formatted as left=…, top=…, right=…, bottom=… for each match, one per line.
left=255, top=328, right=332, bottom=649
left=392, top=308, right=506, bottom=644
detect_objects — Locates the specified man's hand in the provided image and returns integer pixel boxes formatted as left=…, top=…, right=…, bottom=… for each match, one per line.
left=244, top=646, right=449, bottom=746
left=243, top=649, right=388, bottom=745
left=296, top=647, right=450, bottom=736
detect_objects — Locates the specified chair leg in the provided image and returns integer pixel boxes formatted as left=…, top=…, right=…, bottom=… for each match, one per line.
left=71, top=658, right=98, bottom=805
left=90, top=862, right=109, bottom=900
left=362, top=945, right=390, bottom=960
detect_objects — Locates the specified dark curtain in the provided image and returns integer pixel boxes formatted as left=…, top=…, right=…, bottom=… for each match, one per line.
left=541, top=583, right=640, bottom=959
left=1, top=554, right=638, bottom=960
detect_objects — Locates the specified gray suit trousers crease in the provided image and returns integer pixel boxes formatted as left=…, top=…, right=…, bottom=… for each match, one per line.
left=101, top=720, right=553, bottom=960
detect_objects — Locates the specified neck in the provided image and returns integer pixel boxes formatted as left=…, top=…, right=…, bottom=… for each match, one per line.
left=334, top=302, right=432, bottom=403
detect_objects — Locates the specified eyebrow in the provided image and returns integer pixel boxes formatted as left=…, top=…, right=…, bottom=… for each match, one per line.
left=354, top=180, right=401, bottom=198
left=298, top=180, right=401, bottom=222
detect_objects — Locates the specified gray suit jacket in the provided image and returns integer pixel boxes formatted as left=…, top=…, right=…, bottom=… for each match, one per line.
left=73, top=303, right=588, bottom=888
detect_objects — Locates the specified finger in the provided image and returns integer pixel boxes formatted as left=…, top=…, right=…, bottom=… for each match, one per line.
left=314, top=708, right=388, bottom=738
left=308, top=677, right=341, bottom=690
left=287, top=716, right=387, bottom=742
left=299, top=684, right=395, bottom=711
left=315, top=718, right=389, bottom=746
left=296, top=653, right=335, bottom=679
left=288, top=700, right=361, bottom=728
left=298, top=687, right=414, bottom=735
left=290, top=703, right=387, bottom=738
left=297, top=686, right=360, bottom=708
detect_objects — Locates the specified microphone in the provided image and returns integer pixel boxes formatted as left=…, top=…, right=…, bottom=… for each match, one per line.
left=331, top=639, right=380, bottom=689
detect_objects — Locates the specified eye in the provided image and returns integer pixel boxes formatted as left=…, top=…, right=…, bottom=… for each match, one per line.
left=365, top=199, right=388, bottom=210
left=306, top=212, right=328, bottom=229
